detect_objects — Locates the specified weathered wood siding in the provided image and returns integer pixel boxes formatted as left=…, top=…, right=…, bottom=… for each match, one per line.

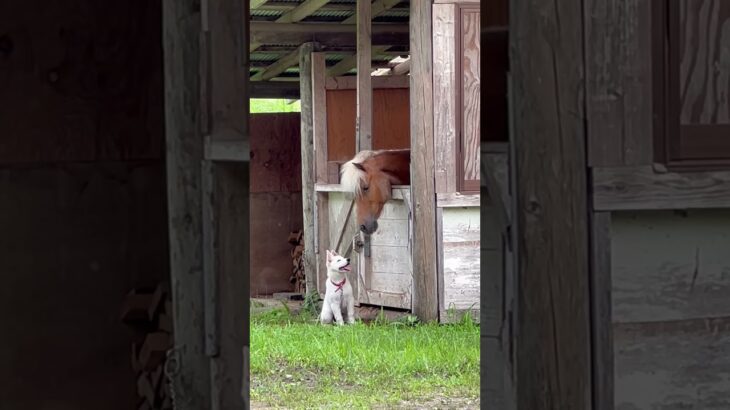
left=326, top=190, right=412, bottom=309
left=612, top=210, right=730, bottom=408
left=585, top=0, right=654, bottom=166
left=439, top=206, right=483, bottom=322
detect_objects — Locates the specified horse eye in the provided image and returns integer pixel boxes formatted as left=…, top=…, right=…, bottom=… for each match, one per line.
left=363, top=186, right=369, bottom=192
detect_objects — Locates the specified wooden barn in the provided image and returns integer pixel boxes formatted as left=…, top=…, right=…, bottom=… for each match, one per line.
left=247, top=0, right=487, bottom=324
left=483, top=0, right=730, bottom=409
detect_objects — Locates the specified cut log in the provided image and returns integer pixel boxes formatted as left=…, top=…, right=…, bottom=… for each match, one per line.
left=138, top=332, right=172, bottom=371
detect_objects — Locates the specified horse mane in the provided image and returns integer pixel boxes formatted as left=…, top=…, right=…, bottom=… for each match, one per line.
left=340, top=150, right=377, bottom=196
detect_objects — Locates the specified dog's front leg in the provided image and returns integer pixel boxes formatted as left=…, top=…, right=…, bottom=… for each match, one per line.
left=320, top=300, right=334, bottom=324
left=346, top=297, right=356, bottom=324
left=331, top=301, right=345, bottom=325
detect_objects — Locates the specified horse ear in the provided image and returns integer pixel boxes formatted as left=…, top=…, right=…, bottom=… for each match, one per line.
left=353, top=162, right=366, bottom=172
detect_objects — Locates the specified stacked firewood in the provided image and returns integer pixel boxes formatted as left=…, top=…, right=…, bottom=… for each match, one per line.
left=120, top=283, right=174, bottom=410
left=288, top=230, right=305, bottom=293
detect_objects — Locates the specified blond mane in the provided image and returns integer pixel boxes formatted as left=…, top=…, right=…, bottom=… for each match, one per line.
left=340, top=150, right=379, bottom=196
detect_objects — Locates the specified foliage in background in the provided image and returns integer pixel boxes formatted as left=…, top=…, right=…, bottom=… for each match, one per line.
left=250, top=98, right=301, bottom=113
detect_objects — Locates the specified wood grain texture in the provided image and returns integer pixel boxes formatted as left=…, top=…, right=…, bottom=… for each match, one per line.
left=325, top=75, right=409, bottom=90
left=436, top=192, right=480, bottom=207
left=299, top=43, right=317, bottom=298
left=614, top=317, right=730, bottom=409
left=592, top=165, right=730, bottom=210
left=440, top=208, right=481, bottom=318
left=162, top=0, right=211, bottom=406
left=212, top=163, right=248, bottom=409
left=611, top=210, right=730, bottom=323
left=510, top=0, right=592, bottom=408
left=433, top=3, right=458, bottom=193
left=481, top=149, right=510, bottom=228
left=355, top=0, right=372, bottom=152
left=459, top=6, right=481, bottom=190
left=590, top=212, right=613, bottom=410
left=678, top=0, right=730, bottom=126
left=312, top=52, right=329, bottom=184
left=585, top=0, right=654, bottom=166
left=409, top=0, right=439, bottom=322
left=314, top=192, right=329, bottom=297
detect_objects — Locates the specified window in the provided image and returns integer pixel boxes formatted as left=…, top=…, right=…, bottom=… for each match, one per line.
left=654, top=0, right=730, bottom=169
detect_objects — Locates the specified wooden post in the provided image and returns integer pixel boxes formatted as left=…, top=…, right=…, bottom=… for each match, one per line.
left=202, top=0, right=249, bottom=407
left=356, top=0, right=372, bottom=152
left=161, top=0, right=211, bottom=408
left=409, top=0, right=439, bottom=322
left=299, top=42, right=318, bottom=301
left=510, top=0, right=593, bottom=408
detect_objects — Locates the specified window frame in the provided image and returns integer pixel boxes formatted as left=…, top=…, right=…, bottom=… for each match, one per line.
left=653, top=0, right=730, bottom=171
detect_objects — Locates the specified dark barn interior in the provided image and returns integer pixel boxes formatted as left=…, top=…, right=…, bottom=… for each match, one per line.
left=0, top=1, right=168, bottom=408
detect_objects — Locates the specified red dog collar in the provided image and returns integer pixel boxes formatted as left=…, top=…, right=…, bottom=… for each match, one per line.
left=331, top=278, right=346, bottom=292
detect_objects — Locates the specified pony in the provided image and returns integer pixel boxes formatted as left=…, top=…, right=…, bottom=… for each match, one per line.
left=340, top=149, right=411, bottom=234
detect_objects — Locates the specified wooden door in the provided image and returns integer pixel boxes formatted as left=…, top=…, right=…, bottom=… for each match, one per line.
left=356, top=188, right=413, bottom=310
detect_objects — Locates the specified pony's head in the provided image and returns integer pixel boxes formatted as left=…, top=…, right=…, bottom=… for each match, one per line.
left=340, top=150, right=409, bottom=234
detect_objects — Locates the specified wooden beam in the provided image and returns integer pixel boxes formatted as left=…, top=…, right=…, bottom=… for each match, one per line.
left=276, top=0, right=332, bottom=23
left=342, top=0, right=403, bottom=25
left=590, top=212, right=614, bottom=410
left=592, top=165, right=730, bottom=210
left=250, top=21, right=409, bottom=48
left=312, top=52, right=328, bottom=183
left=356, top=0, right=372, bottom=153
left=250, top=0, right=267, bottom=9
left=250, top=47, right=300, bottom=81
left=325, top=74, right=409, bottom=90
left=327, top=46, right=388, bottom=77
left=299, top=42, right=317, bottom=299
left=510, top=0, right=592, bottom=408
left=409, top=0, right=439, bottom=322
left=161, top=0, right=210, bottom=408
left=249, top=81, right=300, bottom=99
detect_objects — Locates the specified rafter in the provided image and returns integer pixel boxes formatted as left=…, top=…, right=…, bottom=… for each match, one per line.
left=327, top=46, right=388, bottom=77
left=276, top=0, right=332, bottom=23
left=342, top=0, right=403, bottom=24
left=249, top=47, right=300, bottom=81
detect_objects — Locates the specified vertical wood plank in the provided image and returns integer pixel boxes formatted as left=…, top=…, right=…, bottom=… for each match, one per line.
left=161, top=0, right=211, bottom=407
left=459, top=6, right=481, bottom=191
left=585, top=0, right=654, bottom=166
left=315, top=192, right=330, bottom=297
left=590, top=211, right=613, bottom=410
left=510, top=0, right=593, bottom=409
left=433, top=4, right=458, bottom=193
left=410, top=0, right=439, bottom=322
left=211, top=163, right=249, bottom=410
left=299, top=43, right=317, bottom=299
left=356, top=0, right=373, bottom=152
left=312, top=52, right=328, bottom=184
left=201, top=160, right=218, bottom=358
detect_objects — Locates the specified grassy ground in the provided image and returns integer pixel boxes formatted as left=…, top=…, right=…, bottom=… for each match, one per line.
left=250, top=98, right=301, bottom=113
left=250, top=302, right=480, bottom=409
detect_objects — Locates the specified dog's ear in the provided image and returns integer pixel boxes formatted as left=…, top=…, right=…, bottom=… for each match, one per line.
left=326, top=249, right=333, bottom=262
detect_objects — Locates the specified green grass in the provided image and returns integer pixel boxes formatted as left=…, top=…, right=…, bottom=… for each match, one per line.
left=250, top=98, right=301, bottom=113
left=250, top=304, right=480, bottom=409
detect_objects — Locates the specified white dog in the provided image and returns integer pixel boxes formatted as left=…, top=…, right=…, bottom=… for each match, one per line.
left=320, top=249, right=356, bottom=325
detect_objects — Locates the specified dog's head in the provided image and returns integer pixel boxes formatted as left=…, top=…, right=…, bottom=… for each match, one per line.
left=326, top=249, right=351, bottom=273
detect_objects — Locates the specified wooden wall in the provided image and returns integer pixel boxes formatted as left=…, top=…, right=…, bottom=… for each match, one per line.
left=326, top=87, right=410, bottom=162
left=0, top=0, right=167, bottom=408
left=439, top=206, right=482, bottom=322
left=250, top=113, right=303, bottom=296
left=611, top=210, right=730, bottom=408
